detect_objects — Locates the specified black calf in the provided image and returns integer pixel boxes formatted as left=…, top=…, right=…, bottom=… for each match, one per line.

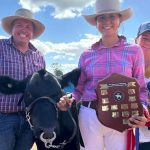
left=0, top=68, right=81, bottom=150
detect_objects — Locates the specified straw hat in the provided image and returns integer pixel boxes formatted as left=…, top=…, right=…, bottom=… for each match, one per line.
left=2, top=8, right=45, bottom=39
left=83, top=0, right=132, bottom=26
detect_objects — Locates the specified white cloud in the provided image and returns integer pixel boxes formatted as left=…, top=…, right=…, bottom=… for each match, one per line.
left=0, top=33, right=99, bottom=73
left=32, top=33, right=99, bottom=61
left=0, top=33, right=99, bottom=72
left=53, top=55, right=65, bottom=60
left=0, top=35, right=8, bottom=39
left=19, top=0, right=94, bottom=19
left=31, top=33, right=99, bottom=73
left=61, top=63, right=78, bottom=73
left=19, top=0, right=125, bottom=19
left=47, top=62, right=78, bottom=74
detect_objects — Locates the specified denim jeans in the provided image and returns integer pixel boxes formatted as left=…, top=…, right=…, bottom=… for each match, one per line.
left=139, top=142, right=150, bottom=150
left=0, top=112, right=34, bottom=150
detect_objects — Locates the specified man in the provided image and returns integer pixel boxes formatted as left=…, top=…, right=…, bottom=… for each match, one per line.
left=0, top=8, right=45, bottom=150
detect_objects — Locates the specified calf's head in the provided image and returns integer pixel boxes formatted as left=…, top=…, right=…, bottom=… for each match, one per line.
left=0, top=68, right=80, bottom=149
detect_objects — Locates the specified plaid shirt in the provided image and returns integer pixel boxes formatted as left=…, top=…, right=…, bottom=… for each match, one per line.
left=0, top=37, right=45, bottom=113
left=73, top=36, right=148, bottom=105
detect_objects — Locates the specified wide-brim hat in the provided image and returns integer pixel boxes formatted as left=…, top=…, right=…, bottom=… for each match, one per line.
left=83, top=0, right=132, bottom=26
left=2, top=8, right=45, bottom=39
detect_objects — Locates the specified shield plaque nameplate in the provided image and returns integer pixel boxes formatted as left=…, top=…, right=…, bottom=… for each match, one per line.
left=95, top=73, right=143, bottom=132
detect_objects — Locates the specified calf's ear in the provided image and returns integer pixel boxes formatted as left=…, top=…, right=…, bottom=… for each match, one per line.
left=59, top=68, right=81, bottom=89
left=0, top=76, right=28, bottom=94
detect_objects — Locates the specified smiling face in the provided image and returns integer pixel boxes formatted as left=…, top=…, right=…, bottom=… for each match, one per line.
left=136, top=31, right=150, bottom=76
left=136, top=31, right=150, bottom=50
left=96, top=13, right=121, bottom=37
left=11, top=19, right=34, bottom=46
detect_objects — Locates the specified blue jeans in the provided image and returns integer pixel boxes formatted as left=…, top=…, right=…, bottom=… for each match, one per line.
left=0, top=112, right=34, bottom=150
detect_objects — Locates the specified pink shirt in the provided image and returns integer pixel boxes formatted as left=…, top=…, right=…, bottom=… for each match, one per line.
left=73, top=36, right=148, bottom=105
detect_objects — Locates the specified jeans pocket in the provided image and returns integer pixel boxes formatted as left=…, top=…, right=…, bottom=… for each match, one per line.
left=0, top=112, right=7, bottom=121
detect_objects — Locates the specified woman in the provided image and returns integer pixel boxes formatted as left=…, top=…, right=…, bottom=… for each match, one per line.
left=58, top=0, right=149, bottom=150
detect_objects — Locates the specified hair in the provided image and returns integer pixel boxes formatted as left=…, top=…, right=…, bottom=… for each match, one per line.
left=95, top=13, right=122, bottom=23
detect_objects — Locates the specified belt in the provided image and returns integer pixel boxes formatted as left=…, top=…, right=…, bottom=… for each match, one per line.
left=0, top=111, right=26, bottom=116
left=82, top=101, right=97, bottom=110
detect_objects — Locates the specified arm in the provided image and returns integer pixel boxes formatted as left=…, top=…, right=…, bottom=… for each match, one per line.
left=57, top=51, right=88, bottom=110
left=132, top=45, right=148, bottom=105
left=72, top=52, right=87, bottom=101
left=128, top=45, right=149, bottom=127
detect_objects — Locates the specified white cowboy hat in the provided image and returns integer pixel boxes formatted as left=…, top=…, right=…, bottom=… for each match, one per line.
left=2, top=8, right=45, bottom=39
left=83, top=0, right=132, bottom=26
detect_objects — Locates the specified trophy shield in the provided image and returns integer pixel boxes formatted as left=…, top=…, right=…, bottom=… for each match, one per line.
left=95, top=73, right=143, bottom=132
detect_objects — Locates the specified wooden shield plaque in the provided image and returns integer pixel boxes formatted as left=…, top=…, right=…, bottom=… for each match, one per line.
left=95, top=73, right=143, bottom=132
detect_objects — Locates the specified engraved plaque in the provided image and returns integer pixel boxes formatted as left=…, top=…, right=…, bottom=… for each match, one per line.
left=112, top=112, right=119, bottom=118
left=129, top=96, right=136, bottom=102
left=132, top=110, right=139, bottom=116
left=128, top=82, right=136, bottom=87
left=122, top=111, right=129, bottom=117
left=100, top=84, right=108, bottom=89
left=123, top=119, right=129, bottom=125
left=101, top=90, right=108, bottom=95
left=131, top=103, right=138, bottom=109
left=111, top=105, right=118, bottom=110
left=121, top=104, right=129, bottom=110
left=102, top=105, right=109, bottom=111
left=128, top=89, right=136, bottom=95
left=102, top=98, right=109, bottom=104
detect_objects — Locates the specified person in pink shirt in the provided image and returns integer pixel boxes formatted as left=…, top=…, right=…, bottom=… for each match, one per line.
left=57, top=0, right=149, bottom=149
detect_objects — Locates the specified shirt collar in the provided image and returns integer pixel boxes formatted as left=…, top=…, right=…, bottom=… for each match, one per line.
left=91, top=35, right=127, bottom=51
left=6, top=36, right=37, bottom=53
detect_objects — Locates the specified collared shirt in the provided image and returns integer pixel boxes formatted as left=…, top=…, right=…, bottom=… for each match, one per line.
left=0, top=37, right=45, bottom=113
left=73, top=36, right=148, bottom=105
left=145, top=77, right=150, bottom=105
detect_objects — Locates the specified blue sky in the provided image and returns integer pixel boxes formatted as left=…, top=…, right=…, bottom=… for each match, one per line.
left=0, top=0, right=150, bottom=74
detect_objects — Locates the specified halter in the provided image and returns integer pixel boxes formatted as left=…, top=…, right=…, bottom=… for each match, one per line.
left=25, top=96, right=77, bottom=149
left=25, top=96, right=59, bottom=130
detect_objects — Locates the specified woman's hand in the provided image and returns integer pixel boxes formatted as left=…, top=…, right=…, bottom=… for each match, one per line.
left=57, top=94, right=74, bottom=111
left=128, top=115, right=148, bottom=128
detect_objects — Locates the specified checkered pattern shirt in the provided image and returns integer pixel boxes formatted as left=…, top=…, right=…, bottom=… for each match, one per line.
left=73, top=36, right=148, bottom=105
left=0, top=37, right=45, bottom=113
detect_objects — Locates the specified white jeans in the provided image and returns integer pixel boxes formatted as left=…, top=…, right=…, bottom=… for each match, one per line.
left=79, top=106, right=127, bottom=150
